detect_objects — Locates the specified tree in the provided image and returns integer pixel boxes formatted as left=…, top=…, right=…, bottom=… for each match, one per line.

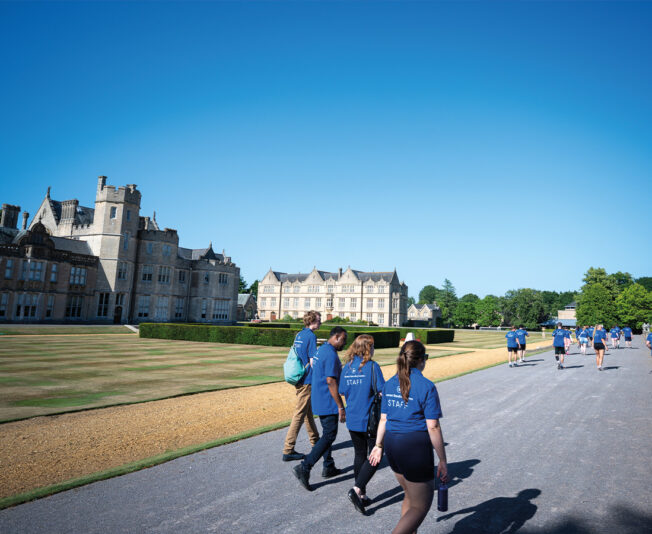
left=576, top=283, right=617, bottom=326
left=249, top=280, right=259, bottom=298
left=439, top=279, right=458, bottom=326
left=607, top=271, right=633, bottom=293
left=475, top=295, right=501, bottom=327
left=239, top=276, right=248, bottom=293
left=407, top=296, right=416, bottom=306
left=615, top=283, right=652, bottom=328
left=635, top=277, right=652, bottom=292
left=502, top=288, right=546, bottom=330
left=418, top=285, right=438, bottom=305
left=453, top=294, right=479, bottom=327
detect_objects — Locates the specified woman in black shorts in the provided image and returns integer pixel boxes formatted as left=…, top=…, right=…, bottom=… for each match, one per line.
left=369, top=341, right=448, bottom=534
left=593, top=324, right=608, bottom=371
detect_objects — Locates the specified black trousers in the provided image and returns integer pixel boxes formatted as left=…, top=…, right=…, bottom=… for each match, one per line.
left=349, top=430, right=378, bottom=494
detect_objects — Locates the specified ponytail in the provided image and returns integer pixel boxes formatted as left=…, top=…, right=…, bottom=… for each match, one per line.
left=397, top=340, right=426, bottom=404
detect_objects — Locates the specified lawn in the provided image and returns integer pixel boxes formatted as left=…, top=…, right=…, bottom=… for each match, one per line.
left=0, top=332, right=474, bottom=422
left=0, top=325, right=133, bottom=335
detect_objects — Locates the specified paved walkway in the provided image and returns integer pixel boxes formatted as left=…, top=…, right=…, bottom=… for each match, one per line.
left=1, top=338, right=651, bottom=533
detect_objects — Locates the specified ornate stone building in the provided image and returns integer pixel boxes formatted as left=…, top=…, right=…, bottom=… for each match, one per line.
left=406, top=303, right=442, bottom=327
left=257, top=267, right=408, bottom=327
left=0, top=177, right=239, bottom=324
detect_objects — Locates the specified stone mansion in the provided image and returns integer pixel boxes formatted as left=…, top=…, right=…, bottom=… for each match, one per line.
left=0, top=177, right=239, bottom=324
left=257, top=267, right=408, bottom=327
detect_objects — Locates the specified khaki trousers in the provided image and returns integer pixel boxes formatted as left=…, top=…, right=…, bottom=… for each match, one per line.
left=283, top=383, right=320, bottom=454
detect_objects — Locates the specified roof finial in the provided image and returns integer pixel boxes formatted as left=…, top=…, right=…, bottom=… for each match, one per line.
left=46, top=186, right=51, bottom=199
left=153, top=210, right=156, bottom=220
left=208, top=240, right=212, bottom=249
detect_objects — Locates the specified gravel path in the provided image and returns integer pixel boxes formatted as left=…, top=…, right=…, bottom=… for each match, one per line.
left=1, top=337, right=650, bottom=533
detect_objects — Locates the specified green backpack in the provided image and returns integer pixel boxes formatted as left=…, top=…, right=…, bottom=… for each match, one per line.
left=284, top=334, right=308, bottom=385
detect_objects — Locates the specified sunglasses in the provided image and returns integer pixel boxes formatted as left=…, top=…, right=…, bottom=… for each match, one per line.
left=424, top=353, right=429, bottom=361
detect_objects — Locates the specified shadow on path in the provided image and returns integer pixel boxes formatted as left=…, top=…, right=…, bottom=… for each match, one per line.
left=602, top=366, right=620, bottom=371
left=562, top=365, right=584, bottom=369
left=331, top=439, right=352, bottom=452
left=522, top=504, right=652, bottom=534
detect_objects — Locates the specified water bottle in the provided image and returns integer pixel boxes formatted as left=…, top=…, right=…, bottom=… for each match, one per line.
left=437, top=482, right=448, bottom=512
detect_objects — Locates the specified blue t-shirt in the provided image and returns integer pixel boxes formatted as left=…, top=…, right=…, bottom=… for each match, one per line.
left=505, top=331, right=519, bottom=348
left=516, top=329, right=529, bottom=345
left=552, top=329, right=570, bottom=347
left=647, top=333, right=652, bottom=346
left=339, top=357, right=386, bottom=433
left=293, top=328, right=317, bottom=386
left=610, top=328, right=620, bottom=338
left=588, top=327, right=595, bottom=337
left=310, top=342, right=343, bottom=416
left=578, top=329, right=589, bottom=341
left=622, top=327, right=632, bottom=338
left=381, top=368, right=442, bottom=433
left=593, top=329, right=608, bottom=344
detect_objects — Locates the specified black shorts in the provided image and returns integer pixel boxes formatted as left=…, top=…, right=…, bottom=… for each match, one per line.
left=594, top=342, right=605, bottom=350
left=508, top=346, right=519, bottom=352
left=625, top=337, right=632, bottom=341
left=555, top=346, right=566, bottom=355
left=385, top=430, right=434, bottom=483
left=519, top=344, right=526, bottom=351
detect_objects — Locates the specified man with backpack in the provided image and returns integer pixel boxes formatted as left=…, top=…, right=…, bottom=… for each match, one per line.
left=282, top=310, right=322, bottom=462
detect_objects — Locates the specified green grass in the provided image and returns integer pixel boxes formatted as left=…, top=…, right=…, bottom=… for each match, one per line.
left=0, top=326, right=133, bottom=335
left=12, top=391, right=124, bottom=408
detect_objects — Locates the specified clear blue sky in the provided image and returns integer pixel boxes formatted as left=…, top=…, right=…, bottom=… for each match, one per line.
left=1, top=1, right=650, bottom=298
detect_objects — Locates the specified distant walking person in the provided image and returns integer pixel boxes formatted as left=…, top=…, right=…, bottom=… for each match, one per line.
left=552, top=322, right=569, bottom=370
left=338, top=334, right=386, bottom=514
left=515, top=325, right=529, bottom=363
left=646, top=329, right=652, bottom=356
left=282, top=311, right=321, bottom=462
left=292, top=326, right=347, bottom=491
left=563, top=327, right=572, bottom=355
left=505, top=326, right=521, bottom=368
left=593, top=324, right=609, bottom=371
left=622, top=325, right=633, bottom=348
left=369, top=341, right=448, bottom=534
left=609, top=326, right=620, bottom=350
left=578, top=325, right=590, bottom=355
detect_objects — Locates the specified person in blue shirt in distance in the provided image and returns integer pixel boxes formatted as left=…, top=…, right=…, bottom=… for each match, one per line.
left=293, top=326, right=347, bottom=491
left=588, top=326, right=595, bottom=342
left=552, top=322, right=570, bottom=370
left=646, top=331, right=652, bottom=356
left=505, top=326, right=521, bottom=368
left=622, top=325, right=633, bottom=348
left=578, top=325, right=590, bottom=355
left=338, top=334, right=385, bottom=514
left=369, top=341, right=449, bottom=534
left=609, top=326, right=620, bottom=350
left=593, top=324, right=609, bottom=371
left=515, top=325, right=529, bottom=363
left=282, top=310, right=322, bottom=462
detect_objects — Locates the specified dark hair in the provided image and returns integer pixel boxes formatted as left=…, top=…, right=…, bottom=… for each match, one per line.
left=397, top=340, right=426, bottom=404
left=519, top=325, right=524, bottom=329
left=330, top=326, right=347, bottom=338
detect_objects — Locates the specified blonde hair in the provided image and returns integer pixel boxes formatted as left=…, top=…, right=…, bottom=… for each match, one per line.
left=344, top=334, right=375, bottom=371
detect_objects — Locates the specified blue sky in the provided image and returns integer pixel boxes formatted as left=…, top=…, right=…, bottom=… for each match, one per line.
left=1, top=1, right=650, bottom=298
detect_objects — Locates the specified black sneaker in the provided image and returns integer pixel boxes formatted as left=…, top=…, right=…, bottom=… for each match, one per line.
left=293, top=464, right=312, bottom=491
left=348, top=489, right=366, bottom=515
left=322, top=465, right=342, bottom=478
left=282, top=451, right=305, bottom=462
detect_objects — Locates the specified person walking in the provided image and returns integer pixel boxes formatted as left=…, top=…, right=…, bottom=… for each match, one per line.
left=593, top=324, right=609, bottom=371
left=292, top=326, right=347, bottom=491
left=338, top=334, right=385, bottom=514
left=552, top=322, right=569, bottom=370
left=646, top=328, right=652, bottom=356
left=282, top=311, right=322, bottom=462
left=505, top=326, right=521, bottom=368
left=609, top=325, right=620, bottom=350
left=622, top=325, right=633, bottom=348
left=369, top=340, right=449, bottom=534
left=563, top=327, right=572, bottom=356
left=515, top=325, right=529, bottom=363
left=578, top=325, right=590, bottom=355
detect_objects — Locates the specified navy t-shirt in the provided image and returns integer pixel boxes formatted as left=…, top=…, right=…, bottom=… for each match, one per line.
left=505, top=331, right=519, bottom=348
left=311, top=342, right=343, bottom=416
left=339, top=357, right=386, bottom=433
left=516, top=329, right=529, bottom=345
left=293, top=327, right=317, bottom=386
left=622, top=327, right=633, bottom=338
left=593, top=329, right=608, bottom=344
left=552, top=329, right=570, bottom=347
left=381, top=368, right=442, bottom=433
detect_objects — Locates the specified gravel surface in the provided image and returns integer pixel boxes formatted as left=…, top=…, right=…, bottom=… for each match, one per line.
left=1, top=337, right=650, bottom=533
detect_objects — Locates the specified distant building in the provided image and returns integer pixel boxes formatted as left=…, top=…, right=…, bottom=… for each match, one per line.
left=557, top=301, right=577, bottom=321
left=237, top=293, right=257, bottom=321
left=257, top=267, right=408, bottom=327
left=0, top=177, right=239, bottom=324
left=406, top=303, right=441, bottom=327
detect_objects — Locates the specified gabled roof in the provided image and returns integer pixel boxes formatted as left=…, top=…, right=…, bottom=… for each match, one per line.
left=49, top=200, right=95, bottom=226
left=238, top=293, right=255, bottom=306
left=354, top=271, right=394, bottom=283
left=178, top=247, right=224, bottom=262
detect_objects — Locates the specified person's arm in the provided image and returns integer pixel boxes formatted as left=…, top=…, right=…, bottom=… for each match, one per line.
left=427, top=418, right=448, bottom=482
left=326, top=376, right=346, bottom=422
left=307, top=333, right=317, bottom=366
left=368, top=414, right=387, bottom=466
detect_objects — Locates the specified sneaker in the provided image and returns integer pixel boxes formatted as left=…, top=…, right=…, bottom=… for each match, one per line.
left=598, top=366, right=603, bottom=371
left=293, top=464, right=312, bottom=491
left=282, top=451, right=305, bottom=462
left=519, top=359, right=524, bottom=363
left=322, top=465, right=342, bottom=478
left=557, top=363, right=562, bottom=370
left=509, top=363, right=513, bottom=368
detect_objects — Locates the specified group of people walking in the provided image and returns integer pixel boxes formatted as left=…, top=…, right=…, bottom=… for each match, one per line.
left=283, top=311, right=448, bottom=533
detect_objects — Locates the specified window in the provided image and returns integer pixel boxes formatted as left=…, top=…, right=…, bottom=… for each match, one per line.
left=204, top=272, right=210, bottom=284
left=366, top=313, right=373, bottom=322
left=0, top=293, right=7, bottom=317
left=303, top=298, right=309, bottom=308
left=20, top=261, right=28, bottom=280
left=50, top=263, right=58, bottom=283
left=146, top=242, right=153, bottom=254
left=270, top=297, right=276, bottom=307
left=366, top=285, right=374, bottom=293
left=116, top=293, right=125, bottom=306
left=378, top=285, right=386, bottom=293
left=316, top=298, right=322, bottom=307
left=126, top=210, right=131, bottom=221
left=393, top=299, right=399, bottom=310
left=178, top=270, right=186, bottom=284
left=307, top=285, right=320, bottom=293
left=350, top=313, right=357, bottom=321
left=141, top=265, right=153, bottom=282
left=158, top=266, right=171, bottom=284
left=284, top=298, right=290, bottom=308
left=326, top=297, right=333, bottom=308
left=29, top=261, right=43, bottom=281
left=367, top=298, right=374, bottom=308
left=327, top=285, right=334, bottom=293
left=69, top=267, right=87, bottom=286
left=339, top=298, right=345, bottom=307
left=263, top=285, right=274, bottom=293
left=260, top=297, right=266, bottom=307
left=350, top=298, right=357, bottom=308
left=338, top=313, right=345, bottom=318
left=201, top=299, right=208, bottom=319
left=137, top=296, right=150, bottom=318
left=378, top=298, right=385, bottom=308
left=285, top=283, right=293, bottom=291
left=342, top=285, right=355, bottom=293
left=293, top=298, right=299, bottom=307
left=293, top=285, right=300, bottom=293
left=18, top=291, right=38, bottom=317
left=174, top=297, right=185, bottom=319
left=155, top=297, right=169, bottom=320
left=123, top=232, right=130, bottom=250
left=117, top=262, right=127, bottom=280
left=110, top=206, right=117, bottom=219
left=162, top=244, right=171, bottom=256
left=377, top=313, right=384, bottom=324
left=213, top=299, right=229, bottom=320
left=219, top=273, right=228, bottom=284
left=4, top=259, right=13, bottom=279
left=97, top=293, right=110, bottom=317
left=66, top=295, right=84, bottom=319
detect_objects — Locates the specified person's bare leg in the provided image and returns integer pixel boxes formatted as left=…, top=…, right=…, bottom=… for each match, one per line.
left=391, top=478, right=434, bottom=534
left=393, top=473, right=411, bottom=520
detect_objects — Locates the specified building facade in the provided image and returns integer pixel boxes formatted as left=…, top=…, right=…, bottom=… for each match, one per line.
left=237, top=293, right=257, bottom=321
left=406, top=303, right=442, bottom=327
left=257, top=267, right=408, bottom=327
left=0, top=177, right=239, bottom=324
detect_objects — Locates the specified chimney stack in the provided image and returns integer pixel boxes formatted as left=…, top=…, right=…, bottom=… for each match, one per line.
left=22, top=211, right=29, bottom=230
left=0, top=204, right=21, bottom=229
